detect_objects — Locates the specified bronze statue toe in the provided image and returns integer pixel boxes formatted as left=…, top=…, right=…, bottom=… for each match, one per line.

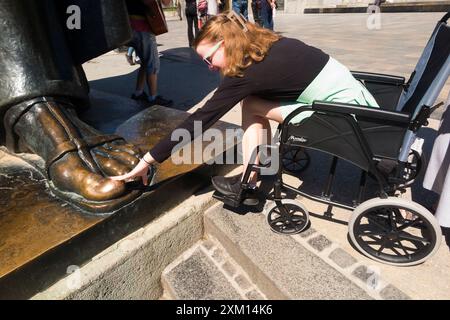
left=4, top=98, right=146, bottom=212
left=93, top=152, right=135, bottom=177
left=49, top=153, right=127, bottom=201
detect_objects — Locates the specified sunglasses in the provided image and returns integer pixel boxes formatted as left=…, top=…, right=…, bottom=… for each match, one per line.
left=226, top=11, right=249, bottom=32
left=203, top=40, right=224, bottom=67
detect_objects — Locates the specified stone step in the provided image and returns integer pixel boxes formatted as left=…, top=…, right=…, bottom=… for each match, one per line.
left=161, top=239, right=266, bottom=300
left=204, top=202, right=410, bottom=300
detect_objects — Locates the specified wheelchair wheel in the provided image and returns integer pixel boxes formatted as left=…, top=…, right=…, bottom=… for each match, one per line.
left=265, top=199, right=309, bottom=235
left=282, top=147, right=310, bottom=174
left=399, top=150, right=426, bottom=188
left=348, top=197, right=441, bottom=266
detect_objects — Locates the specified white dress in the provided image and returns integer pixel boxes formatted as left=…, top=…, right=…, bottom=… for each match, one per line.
left=207, top=0, right=218, bottom=15
left=423, top=91, right=450, bottom=227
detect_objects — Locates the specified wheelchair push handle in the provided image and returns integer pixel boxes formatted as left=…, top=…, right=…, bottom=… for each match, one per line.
left=440, top=11, right=450, bottom=23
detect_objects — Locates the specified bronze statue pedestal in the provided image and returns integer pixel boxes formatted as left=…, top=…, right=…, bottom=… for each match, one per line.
left=0, top=91, right=238, bottom=299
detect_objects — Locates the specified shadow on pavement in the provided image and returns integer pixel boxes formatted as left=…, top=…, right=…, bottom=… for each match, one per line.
left=88, top=47, right=221, bottom=113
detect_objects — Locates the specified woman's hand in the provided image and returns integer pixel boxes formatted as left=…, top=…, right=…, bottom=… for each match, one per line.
left=110, top=153, right=155, bottom=186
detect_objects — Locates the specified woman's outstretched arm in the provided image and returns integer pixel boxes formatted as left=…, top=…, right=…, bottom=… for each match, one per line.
left=110, top=153, right=155, bottom=185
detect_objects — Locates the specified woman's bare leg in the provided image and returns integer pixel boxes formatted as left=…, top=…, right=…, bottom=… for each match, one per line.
left=241, top=96, right=284, bottom=185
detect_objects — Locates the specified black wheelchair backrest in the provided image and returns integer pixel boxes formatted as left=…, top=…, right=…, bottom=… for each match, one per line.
left=396, top=12, right=450, bottom=118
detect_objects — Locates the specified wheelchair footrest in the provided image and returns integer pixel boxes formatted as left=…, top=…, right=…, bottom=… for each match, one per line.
left=212, top=191, right=241, bottom=207
left=212, top=189, right=261, bottom=208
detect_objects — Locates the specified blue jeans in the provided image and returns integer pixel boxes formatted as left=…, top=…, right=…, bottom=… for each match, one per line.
left=232, top=0, right=248, bottom=20
left=260, top=1, right=273, bottom=30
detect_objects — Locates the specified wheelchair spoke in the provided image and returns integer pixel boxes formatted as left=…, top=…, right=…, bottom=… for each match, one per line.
left=272, top=208, right=281, bottom=216
left=389, top=246, right=403, bottom=257
left=392, top=243, right=417, bottom=252
left=366, top=216, right=391, bottom=232
left=389, top=212, right=398, bottom=232
left=397, top=232, right=430, bottom=245
left=364, top=234, right=383, bottom=242
left=395, top=240, right=413, bottom=258
left=398, top=218, right=421, bottom=231
left=363, top=240, right=381, bottom=245
left=359, top=230, right=386, bottom=237
left=271, top=216, right=284, bottom=225
left=377, top=241, right=387, bottom=255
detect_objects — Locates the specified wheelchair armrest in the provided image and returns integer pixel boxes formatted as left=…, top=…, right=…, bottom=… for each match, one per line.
left=351, top=71, right=406, bottom=86
left=312, top=101, right=411, bottom=124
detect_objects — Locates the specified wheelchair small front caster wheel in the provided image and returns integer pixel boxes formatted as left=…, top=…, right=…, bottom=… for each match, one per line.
left=348, top=197, right=441, bottom=266
left=266, top=199, right=309, bottom=235
left=282, top=147, right=310, bottom=174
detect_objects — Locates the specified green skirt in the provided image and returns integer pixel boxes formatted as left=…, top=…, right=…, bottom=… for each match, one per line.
left=280, top=57, right=380, bottom=123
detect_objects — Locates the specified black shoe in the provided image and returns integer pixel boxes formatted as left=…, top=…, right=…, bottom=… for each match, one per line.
left=211, top=174, right=244, bottom=196
left=151, top=95, right=173, bottom=107
left=131, top=92, right=149, bottom=102
left=212, top=174, right=241, bottom=186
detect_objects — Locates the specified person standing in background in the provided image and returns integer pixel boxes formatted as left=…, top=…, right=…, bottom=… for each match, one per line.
left=177, top=0, right=183, bottom=20
left=217, top=0, right=226, bottom=13
left=207, top=0, right=219, bottom=19
left=185, top=0, right=199, bottom=46
left=260, top=0, right=275, bottom=30
left=232, top=0, right=249, bottom=20
left=251, top=0, right=262, bottom=26
left=126, top=0, right=173, bottom=107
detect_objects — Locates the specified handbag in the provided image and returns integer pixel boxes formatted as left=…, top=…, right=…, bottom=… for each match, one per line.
left=197, top=0, right=208, bottom=15
left=142, top=0, right=168, bottom=35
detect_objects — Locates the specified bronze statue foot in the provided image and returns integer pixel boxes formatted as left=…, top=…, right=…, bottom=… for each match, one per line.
left=4, top=97, right=152, bottom=213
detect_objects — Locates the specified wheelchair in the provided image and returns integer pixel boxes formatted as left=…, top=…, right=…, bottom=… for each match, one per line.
left=214, top=12, right=450, bottom=266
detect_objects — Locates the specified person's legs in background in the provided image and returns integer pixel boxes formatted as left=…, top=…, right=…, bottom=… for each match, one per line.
left=145, top=33, right=173, bottom=107
left=232, top=0, right=241, bottom=15
left=126, top=47, right=135, bottom=65
left=129, top=31, right=148, bottom=100
left=177, top=0, right=183, bottom=20
left=251, top=0, right=262, bottom=26
left=240, top=1, right=249, bottom=20
left=260, top=1, right=273, bottom=30
left=131, top=32, right=172, bottom=107
left=186, top=13, right=195, bottom=47
left=193, top=14, right=199, bottom=39
left=185, top=2, right=199, bottom=47
left=232, top=0, right=249, bottom=20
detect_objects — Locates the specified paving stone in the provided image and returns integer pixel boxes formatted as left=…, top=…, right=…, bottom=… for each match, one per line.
left=380, top=285, right=411, bottom=300
left=352, top=265, right=372, bottom=283
left=202, top=239, right=215, bottom=252
left=164, top=248, right=241, bottom=300
left=235, top=275, right=252, bottom=291
left=245, top=290, right=265, bottom=300
left=211, top=248, right=225, bottom=264
left=329, top=248, right=357, bottom=269
left=298, top=227, right=317, bottom=238
left=307, top=235, right=332, bottom=252
left=222, top=261, right=237, bottom=277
